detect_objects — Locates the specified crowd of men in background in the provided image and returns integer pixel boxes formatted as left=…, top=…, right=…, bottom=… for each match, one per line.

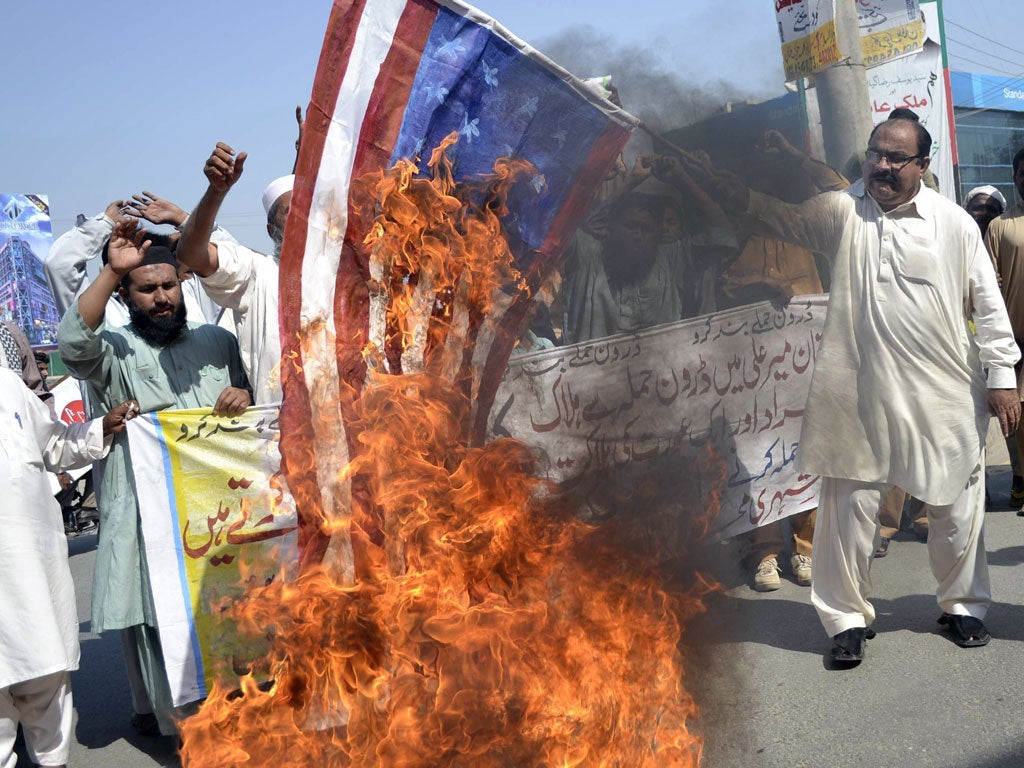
left=4, top=104, right=1024, bottom=762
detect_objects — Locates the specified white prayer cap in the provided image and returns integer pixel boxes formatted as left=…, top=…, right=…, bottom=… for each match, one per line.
left=965, top=185, right=1007, bottom=211
left=262, top=175, right=295, bottom=215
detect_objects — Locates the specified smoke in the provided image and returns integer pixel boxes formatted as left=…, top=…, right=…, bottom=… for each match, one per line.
left=538, top=25, right=771, bottom=134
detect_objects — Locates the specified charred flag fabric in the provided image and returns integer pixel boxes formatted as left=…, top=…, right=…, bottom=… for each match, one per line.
left=279, top=0, right=637, bottom=562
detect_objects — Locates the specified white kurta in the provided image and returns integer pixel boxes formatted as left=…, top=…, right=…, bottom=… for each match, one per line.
left=0, top=369, right=108, bottom=690
left=747, top=180, right=1019, bottom=505
left=199, top=241, right=283, bottom=405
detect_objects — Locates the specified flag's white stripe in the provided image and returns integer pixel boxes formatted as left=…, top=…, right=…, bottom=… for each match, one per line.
left=300, top=0, right=409, bottom=331
left=296, top=0, right=408, bottom=546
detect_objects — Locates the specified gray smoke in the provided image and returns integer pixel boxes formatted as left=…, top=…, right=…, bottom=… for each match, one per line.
left=539, top=25, right=772, bottom=134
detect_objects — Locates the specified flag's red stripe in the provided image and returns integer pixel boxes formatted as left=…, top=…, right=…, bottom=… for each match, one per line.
left=470, top=121, right=632, bottom=444
left=317, top=0, right=439, bottom=549
left=332, top=0, right=439, bottom=402
left=538, top=122, right=633, bottom=265
left=279, top=0, right=370, bottom=567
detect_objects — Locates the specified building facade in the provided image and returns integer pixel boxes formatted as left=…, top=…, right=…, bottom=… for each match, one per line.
left=951, top=71, right=1024, bottom=207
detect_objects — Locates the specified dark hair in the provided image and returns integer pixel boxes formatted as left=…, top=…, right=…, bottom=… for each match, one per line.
left=1013, top=147, right=1024, bottom=176
left=869, top=108, right=932, bottom=160
left=118, top=244, right=179, bottom=291
left=102, top=229, right=176, bottom=267
left=33, top=350, right=48, bottom=365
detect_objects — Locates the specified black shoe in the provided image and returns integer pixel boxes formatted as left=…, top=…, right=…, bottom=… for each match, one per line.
left=874, top=538, right=890, bottom=558
left=131, top=711, right=161, bottom=737
left=937, top=613, right=991, bottom=647
left=830, top=627, right=876, bottom=663
left=1011, top=475, right=1024, bottom=510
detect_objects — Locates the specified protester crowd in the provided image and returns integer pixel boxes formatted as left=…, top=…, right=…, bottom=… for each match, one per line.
left=4, top=102, right=1024, bottom=763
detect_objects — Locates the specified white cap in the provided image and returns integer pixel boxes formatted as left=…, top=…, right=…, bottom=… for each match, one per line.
left=964, top=185, right=1007, bottom=211
left=261, top=175, right=295, bottom=215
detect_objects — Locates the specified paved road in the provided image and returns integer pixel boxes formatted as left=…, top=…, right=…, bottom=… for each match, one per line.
left=43, top=423, right=1024, bottom=767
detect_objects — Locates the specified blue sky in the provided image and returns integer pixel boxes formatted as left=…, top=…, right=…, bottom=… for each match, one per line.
left=0, top=1, right=1017, bottom=248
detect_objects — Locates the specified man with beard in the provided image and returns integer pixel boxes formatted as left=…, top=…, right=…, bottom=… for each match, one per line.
left=57, top=225, right=250, bottom=735
left=692, top=109, right=1019, bottom=663
left=561, top=154, right=734, bottom=344
left=176, top=142, right=291, bottom=404
left=965, top=185, right=1006, bottom=239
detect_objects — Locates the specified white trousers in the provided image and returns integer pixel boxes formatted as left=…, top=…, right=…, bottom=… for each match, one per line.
left=0, top=671, right=72, bottom=768
left=810, top=465, right=990, bottom=638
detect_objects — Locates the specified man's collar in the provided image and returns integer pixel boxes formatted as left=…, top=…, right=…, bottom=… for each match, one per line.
left=851, top=177, right=930, bottom=218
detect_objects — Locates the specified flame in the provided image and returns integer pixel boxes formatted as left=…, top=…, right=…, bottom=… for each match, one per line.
left=178, top=136, right=719, bottom=767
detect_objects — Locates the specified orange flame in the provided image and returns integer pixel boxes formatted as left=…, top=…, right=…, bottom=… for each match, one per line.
left=178, top=136, right=719, bottom=767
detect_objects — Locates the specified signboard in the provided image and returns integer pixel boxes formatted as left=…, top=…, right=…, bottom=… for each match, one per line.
left=950, top=70, right=1024, bottom=113
left=488, top=297, right=827, bottom=539
left=859, top=0, right=924, bottom=67
left=865, top=1, right=954, bottom=199
left=777, top=0, right=842, bottom=81
left=0, top=194, right=60, bottom=345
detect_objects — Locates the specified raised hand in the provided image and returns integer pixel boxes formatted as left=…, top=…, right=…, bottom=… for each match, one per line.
left=629, top=154, right=655, bottom=184
left=103, top=199, right=133, bottom=227
left=760, top=129, right=799, bottom=159
left=106, top=220, right=151, bottom=276
left=204, top=142, right=247, bottom=193
left=295, top=105, right=305, bottom=152
left=125, top=191, right=187, bottom=226
left=651, top=155, right=688, bottom=184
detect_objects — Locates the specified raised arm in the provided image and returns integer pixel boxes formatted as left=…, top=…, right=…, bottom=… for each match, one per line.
left=681, top=150, right=844, bottom=257
left=44, top=200, right=128, bottom=316
left=293, top=105, right=305, bottom=174
left=652, top=154, right=730, bottom=228
left=177, top=142, right=247, bottom=278
left=76, top=221, right=150, bottom=330
left=761, top=129, right=849, bottom=193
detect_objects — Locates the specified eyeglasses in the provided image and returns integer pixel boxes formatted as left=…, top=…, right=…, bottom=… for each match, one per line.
left=864, top=149, right=923, bottom=170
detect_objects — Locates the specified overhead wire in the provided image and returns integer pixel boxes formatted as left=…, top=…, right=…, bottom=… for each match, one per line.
left=942, top=16, right=1024, bottom=114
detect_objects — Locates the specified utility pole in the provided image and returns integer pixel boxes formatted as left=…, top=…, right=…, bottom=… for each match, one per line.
left=814, top=0, right=873, bottom=171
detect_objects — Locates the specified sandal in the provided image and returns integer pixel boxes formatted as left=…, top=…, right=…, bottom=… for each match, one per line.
left=830, top=627, right=876, bottom=662
left=937, top=613, right=990, bottom=647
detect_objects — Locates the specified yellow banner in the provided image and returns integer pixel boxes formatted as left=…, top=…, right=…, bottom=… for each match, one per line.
left=128, top=406, right=299, bottom=706
left=781, top=20, right=841, bottom=81
left=862, top=19, right=925, bottom=68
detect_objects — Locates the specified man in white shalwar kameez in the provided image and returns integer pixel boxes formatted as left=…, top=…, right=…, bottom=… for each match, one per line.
left=0, top=370, right=135, bottom=768
left=699, top=110, right=1021, bottom=663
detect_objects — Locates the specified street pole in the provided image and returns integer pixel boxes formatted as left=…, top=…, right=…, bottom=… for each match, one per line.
left=814, top=0, right=873, bottom=171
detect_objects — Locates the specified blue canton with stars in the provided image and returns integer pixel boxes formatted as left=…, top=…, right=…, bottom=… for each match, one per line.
left=391, top=9, right=615, bottom=262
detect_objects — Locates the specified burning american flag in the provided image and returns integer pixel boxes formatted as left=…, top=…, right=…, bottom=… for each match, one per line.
left=179, top=1, right=714, bottom=765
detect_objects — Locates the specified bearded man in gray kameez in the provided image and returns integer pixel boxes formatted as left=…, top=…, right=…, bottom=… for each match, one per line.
left=57, top=224, right=251, bottom=734
left=696, top=109, right=1020, bottom=664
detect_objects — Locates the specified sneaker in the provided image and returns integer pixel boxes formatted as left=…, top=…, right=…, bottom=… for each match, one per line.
left=753, top=557, right=782, bottom=591
left=791, top=554, right=812, bottom=585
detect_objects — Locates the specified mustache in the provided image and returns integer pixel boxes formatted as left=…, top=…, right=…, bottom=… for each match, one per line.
left=871, top=171, right=897, bottom=183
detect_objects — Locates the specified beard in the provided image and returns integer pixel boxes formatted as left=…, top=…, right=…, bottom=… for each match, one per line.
left=128, top=298, right=188, bottom=346
left=270, top=225, right=284, bottom=264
